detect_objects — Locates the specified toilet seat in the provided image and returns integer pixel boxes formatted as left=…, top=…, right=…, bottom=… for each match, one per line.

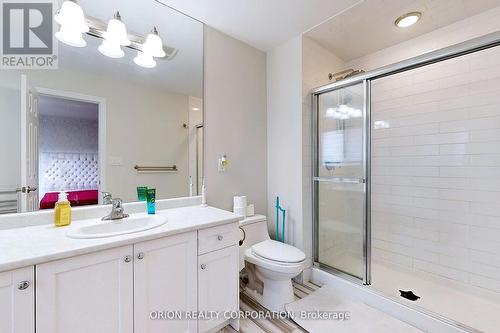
left=251, top=240, right=306, bottom=263
left=245, top=240, right=306, bottom=275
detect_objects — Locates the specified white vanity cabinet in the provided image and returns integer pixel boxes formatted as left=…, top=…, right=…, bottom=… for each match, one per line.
left=198, top=223, right=240, bottom=333
left=5, top=221, right=239, bottom=333
left=134, top=232, right=198, bottom=333
left=0, top=266, right=34, bottom=333
left=198, top=246, right=239, bottom=333
left=36, top=245, right=134, bottom=333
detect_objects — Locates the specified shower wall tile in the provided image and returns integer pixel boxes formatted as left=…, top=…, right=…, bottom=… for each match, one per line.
left=370, top=45, right=500, bottom=295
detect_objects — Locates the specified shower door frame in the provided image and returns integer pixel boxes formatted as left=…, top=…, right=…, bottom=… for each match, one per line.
left=312, top=30, right=500, bottom=282
left=312, top=80, right=371, bottom=285
left=311, top=30, right=500, bottom=330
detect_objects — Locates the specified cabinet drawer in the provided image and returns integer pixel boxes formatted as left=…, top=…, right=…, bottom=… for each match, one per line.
left=198, top=222, right=239, bottom=255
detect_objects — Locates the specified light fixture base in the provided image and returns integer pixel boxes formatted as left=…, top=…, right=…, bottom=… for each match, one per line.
left=395, top=11, right=422, bottom=28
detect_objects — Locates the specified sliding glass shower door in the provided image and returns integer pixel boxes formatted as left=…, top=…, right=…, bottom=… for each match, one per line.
left=314, top=82, right=368, bottom=280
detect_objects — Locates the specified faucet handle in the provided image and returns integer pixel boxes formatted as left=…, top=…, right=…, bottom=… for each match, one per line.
left=112, top=198, right=123, bottom=209
left=102, top=192, right=112, bottom=204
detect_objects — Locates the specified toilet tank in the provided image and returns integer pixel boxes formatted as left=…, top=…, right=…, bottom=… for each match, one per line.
left=239, top=215, right=270, bottom=270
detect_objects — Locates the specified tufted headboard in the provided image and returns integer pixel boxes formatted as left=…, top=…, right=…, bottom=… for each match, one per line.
left=39, top=152, right=99, bottom=198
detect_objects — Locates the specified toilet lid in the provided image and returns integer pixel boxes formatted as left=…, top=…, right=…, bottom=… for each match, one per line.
left=251, top=240, right=306, bottom=263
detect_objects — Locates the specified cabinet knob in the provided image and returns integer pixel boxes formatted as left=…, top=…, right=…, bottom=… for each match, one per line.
left=200, top=264, right=207, bottom=270
left=217, top=235, right=223, bottom=241
left=124, top=255, right=132, bottom=263
left=17, top=281, right=30, bottom=290
left=137, top=252, right=145, bottom=260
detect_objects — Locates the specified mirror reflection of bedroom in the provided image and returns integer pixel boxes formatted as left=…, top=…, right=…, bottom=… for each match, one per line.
left=38, top=95, right=100, bottom=210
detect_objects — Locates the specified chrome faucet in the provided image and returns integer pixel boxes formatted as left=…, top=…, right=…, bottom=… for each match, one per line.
left=102, top=198, right=129, bottom=221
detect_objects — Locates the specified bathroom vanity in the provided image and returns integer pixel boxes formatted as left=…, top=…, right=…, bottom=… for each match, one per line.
left=0, top=205, right=241, bottom=333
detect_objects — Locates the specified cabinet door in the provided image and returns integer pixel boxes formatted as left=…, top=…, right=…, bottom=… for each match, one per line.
left=134, top=231, right=197, bottom=333
left=36, top=245, right=133, bottom=333
left=198, top=245, right=239, bottom=333
left=0, top=266, right=34, bottom=333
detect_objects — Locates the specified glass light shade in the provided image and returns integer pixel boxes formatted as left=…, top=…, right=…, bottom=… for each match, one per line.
left=98, top=40, right=124, bottom=58
left=103, top=18, right=131, bottom=46
left=142, top=33, right=166, bottom=58
left=395, top=12, right=421, bottom=28
left=55, top=1, right=89, bottom=33
left=134, top=51, right=156, bottom=68
left=55, top=25, right=86, bottom=47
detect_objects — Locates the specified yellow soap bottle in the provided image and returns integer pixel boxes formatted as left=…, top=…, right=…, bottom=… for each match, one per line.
left=54, top=192, right=71, bottom=227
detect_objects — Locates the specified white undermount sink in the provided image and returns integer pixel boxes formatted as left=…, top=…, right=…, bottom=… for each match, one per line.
left=66, top=214, right=167, bottom=239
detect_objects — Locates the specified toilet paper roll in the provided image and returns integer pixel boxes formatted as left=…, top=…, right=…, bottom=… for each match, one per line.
left=234, top=206, right=247, bottom=217
left=233, top=196, right=247, bottom=208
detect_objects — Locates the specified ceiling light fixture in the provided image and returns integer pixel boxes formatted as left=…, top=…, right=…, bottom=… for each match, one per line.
left=54, top=1, right=89, bottom=47
left=98, top=11, right=131, bottom=58
left=395, top=11, right=421, bottom=28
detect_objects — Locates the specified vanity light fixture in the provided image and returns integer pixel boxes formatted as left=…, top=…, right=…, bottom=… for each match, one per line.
left=99, top=39, right=125, bottom=58
left=134, top=50, right=156, bottom=68
left=395, top=11, right=422, bottom=28
left=142, top=27, right=166, bottom=58
left=54, top=5, right=177, bottom=67
left=54, top=0, right=89, bottom=47
left=98, top=11, right=131, bottom=58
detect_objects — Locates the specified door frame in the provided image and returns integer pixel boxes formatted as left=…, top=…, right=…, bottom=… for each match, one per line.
left=311, top=80, right=371, bottom=285
left=311, top=29, right=500, bottom=287
left=35, top=87, right=107, bottom=203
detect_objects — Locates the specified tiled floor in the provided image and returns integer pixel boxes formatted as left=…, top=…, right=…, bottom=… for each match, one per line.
left=217, top=282, right=316, bottom=333
left=218, top=281, right=421, bottom=333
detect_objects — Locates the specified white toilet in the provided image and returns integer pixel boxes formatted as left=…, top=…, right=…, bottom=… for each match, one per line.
left=239, top=215, right=306, bottom=312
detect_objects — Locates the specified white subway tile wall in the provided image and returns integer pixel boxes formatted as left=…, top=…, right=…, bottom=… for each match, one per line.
left=371, top=45, right=500, bottom=294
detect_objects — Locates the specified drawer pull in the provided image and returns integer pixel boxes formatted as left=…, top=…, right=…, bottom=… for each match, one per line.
left=137, top=252, right=145, bottom=260
left=124, top=255, right=132, bottom=263
left=17, top=281, right=30, bottom=290
left=217, top=235, right=223, bottom=241
left=200, top=264, right=207, bottom=270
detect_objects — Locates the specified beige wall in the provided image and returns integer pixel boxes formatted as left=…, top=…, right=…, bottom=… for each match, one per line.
left=266, top=35, right=347, bottom=273
left=204, top=27, right=267, bottom=214
left=0, top=82, right=21, bottom=211
left=266, top=36, right=304, bottom=251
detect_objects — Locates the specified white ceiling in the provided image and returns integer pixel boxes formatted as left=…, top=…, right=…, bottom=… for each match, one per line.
left=38, top=95, right=99, bottom=120
left=155, top=0, right=363, bottom=51
left=305, top=0, right=500, bottom=62
left=56, top=0, right=203, bottom=97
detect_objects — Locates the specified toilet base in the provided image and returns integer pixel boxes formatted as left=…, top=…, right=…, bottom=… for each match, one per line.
left=254, top=268, right=296, bottom=312
left=261, top=277, right=295, bottom=312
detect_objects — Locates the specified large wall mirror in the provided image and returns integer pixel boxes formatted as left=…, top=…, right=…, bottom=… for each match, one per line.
left=0, top=0, right=204, bottom=214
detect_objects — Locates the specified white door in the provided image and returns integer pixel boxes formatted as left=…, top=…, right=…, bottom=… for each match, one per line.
left=134, top=232, right=197, bottom=333
left=20, top=74, right=39, bottom=212
left=36, top=246, right=133, bottom=333
left=0, top=266, right=34, bottom=333
left=198, top=246, right=239, bottom=333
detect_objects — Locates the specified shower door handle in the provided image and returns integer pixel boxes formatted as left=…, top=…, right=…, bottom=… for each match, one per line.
left=313, top=176, right=365, bottom=184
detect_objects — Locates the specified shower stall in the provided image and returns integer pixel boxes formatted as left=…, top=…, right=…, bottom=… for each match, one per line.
left=312, top=32, right=500, bottom=333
